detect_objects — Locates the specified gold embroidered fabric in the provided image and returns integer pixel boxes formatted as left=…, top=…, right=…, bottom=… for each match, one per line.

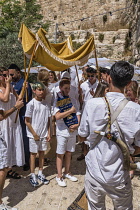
left=18, top=24, right=95, bottom=71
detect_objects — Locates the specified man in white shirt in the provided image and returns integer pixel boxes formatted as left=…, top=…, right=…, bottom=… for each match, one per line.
left=77, top=67, right=99, bottom=161
left=78, top=61, right=140, bottom=209
left=80, top=66, right=99, bottom=107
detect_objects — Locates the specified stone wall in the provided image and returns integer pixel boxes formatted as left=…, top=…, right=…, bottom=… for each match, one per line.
left=37, top=0, right=128, bottom=32
left=124, top=0, right=140, bottom=65
left=37, top=0, right=140, bottom=65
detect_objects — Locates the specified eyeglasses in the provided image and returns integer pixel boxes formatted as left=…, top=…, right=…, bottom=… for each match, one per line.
left=0, top=74, right=7, bottom=77
left=9, top=74, right=14, bottom=76
left=87, top=75, right=95, bottom=78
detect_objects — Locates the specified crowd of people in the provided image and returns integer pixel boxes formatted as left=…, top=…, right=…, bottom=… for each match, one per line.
left=0, top=60, right=140, bottom=210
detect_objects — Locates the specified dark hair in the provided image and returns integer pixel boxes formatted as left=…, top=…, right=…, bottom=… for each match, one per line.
left=49, top=71, right=58, bottom=82
left=8, top=64, right=20, bottom=72
left=99, top=67, right=110, bottom=75
left=0, top=67, right=7, bottom=72
left=86, top=67, right=97, bottom=74
left=110, top=61, right=134, bottom=88
left=59, top=79, right=70, bottom=87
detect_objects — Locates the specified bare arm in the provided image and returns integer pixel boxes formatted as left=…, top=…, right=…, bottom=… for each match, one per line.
left=69, top=114, right=81, bottom=131
left=25, top=117, right=40, bottom=141
left=46, top=117, right=51, bottom=141
left=55, top=106, right=76, bottom=120
left=0, top=77, right=11, bottom=102
left=0, top=98, right=24, bottom=120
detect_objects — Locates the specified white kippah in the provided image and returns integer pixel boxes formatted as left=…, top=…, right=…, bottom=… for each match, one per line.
left=61, top=71, right=71, bottom=79
left=90, top=65, right=96, bottom=69
left=105, top=66, right=111, bottom=69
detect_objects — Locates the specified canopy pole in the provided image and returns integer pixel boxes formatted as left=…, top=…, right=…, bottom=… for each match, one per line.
left=24, top=54, right=28, bottom=103
left=75, top=65, right=80, bottom=84
left=93, top=38, right=101, bottom=81
left=14, top=41, right=38, bottom=123
left=75, top=65, right=83, bottom=110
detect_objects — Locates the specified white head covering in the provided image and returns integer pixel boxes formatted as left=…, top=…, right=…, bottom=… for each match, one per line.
left=90, top=65, right=96, bottom=69
left=105, top=66, right=111, bottom=69
left=61, top=71, right=71, bottom=79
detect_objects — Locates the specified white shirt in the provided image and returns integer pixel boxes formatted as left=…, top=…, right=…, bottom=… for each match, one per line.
left=78, top=92, right=140, bottom=186
left=80, top=80, right=99, bottom=103
left=53, top=92, right=81, bottom=137
left=53, top=85, right=80, bottom=110
left=69, top=66, right=82, bottom=88
left=48, top=82, right=58, bottom=96
left=25, top=98, right=51, bottom=138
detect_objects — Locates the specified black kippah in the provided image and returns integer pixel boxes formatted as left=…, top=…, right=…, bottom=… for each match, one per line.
left=8, top=64, right=20, bottom=71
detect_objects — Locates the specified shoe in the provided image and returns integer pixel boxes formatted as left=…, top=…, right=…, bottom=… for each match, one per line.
left=44, top=158, right=50, bottom=166
left=6, top=170, right=21, bottom=179
left=56, top=176, right=67, bottom=187
left=0, top=203, right=18, bottom=210
left=63, top=173, right=78, bottom=182
left=38, top=174, right=50, bottom=185
left=23, top=164, right=30, bottom=171
left=77, top=154, right=85, bottom=161
left=29, top=174, right=39, bottom=187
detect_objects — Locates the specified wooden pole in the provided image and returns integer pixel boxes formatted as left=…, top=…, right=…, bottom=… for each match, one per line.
left=75, top=65, right=80, bottom=84
left=93, top=38, right=101, bottom=82
left=75, top=65, right=83, bottom=110
left=14, top=41, right=38, bottom=123
left=24, top=54, right=28, bottom=103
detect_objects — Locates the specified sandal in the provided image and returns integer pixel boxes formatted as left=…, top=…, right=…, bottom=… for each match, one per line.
left=7, top=170, right=21, bottom=179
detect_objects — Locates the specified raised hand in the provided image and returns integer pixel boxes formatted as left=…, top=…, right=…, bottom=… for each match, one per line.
left=15, top=98, right=24, bottom=109
left=5, top=75, right=12, bottom=84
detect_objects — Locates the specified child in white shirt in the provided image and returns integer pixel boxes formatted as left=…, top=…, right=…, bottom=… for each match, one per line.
left=53, top=79, right=81, bottom=187
left=25, top=82, right=51, bottom=187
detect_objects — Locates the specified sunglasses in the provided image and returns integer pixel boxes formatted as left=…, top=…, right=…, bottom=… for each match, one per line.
left=87, top=75, right=95, bottom=78
left=0, top=74, right=7, bottom=77
left=9, top=74, right=14, bottom=76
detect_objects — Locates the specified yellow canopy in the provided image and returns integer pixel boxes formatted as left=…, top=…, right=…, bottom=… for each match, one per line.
left=18, top=24, right=95, bottom=71
left=18, top=24, right=36, bottom=57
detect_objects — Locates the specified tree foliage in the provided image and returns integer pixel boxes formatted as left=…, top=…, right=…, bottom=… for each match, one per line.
left=0, top=0, right=50, bottom=70
left=0, top=0, right=49, bottom=38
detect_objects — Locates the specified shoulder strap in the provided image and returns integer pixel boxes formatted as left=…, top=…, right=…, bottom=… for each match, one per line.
left=90, top=98, right=128, bottom=149
left=107, top=97, right=129, bottom=140
left=110, top=98, right=129, bottom=125
left=90, top=97, right=129, bottom=150
left=93, top=83, right=102, bottom=98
